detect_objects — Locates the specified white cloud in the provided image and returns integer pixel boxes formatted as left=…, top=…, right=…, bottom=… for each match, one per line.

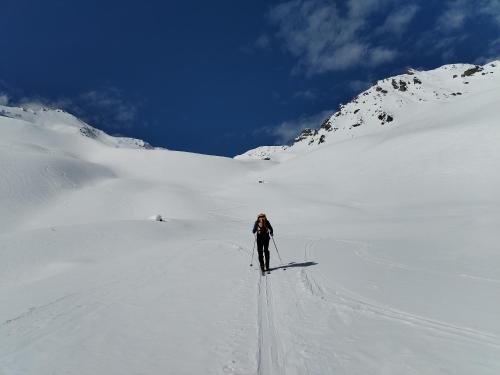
left=267, top=0, right=405, bottom=74
left=10, top=87, right=140, bottom=130
left=426, top=0, right=500, bottom=61
left=80, top=88, right=138, bottom=129
left=479, top=0, right=500, bottom=25
left=316, top=43, right=367, bottom=72
left=369, top=47, right=399, bottom=65
left=0, top=93, right=9, bottom=105
left=263, top=109, right=333, bottom=144
left=437, top=0, right=500, bottom=31
left=267, top=0, right=500, bottom=75
left=376, top=4, right=419, bottom=34
left=17, top=96, right=73, bottom=111
left=437, top=5, right=467, bottom=31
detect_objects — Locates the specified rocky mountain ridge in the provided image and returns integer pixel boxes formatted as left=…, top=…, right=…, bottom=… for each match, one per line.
left=236, top=60, right=500, bottom=161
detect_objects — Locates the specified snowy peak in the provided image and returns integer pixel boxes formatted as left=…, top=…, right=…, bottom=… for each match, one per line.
left=0, top=104, right=154, bottom=150
left=237, top=60, right=500, bottom=160
left=233, top=145, right=289, bottom=161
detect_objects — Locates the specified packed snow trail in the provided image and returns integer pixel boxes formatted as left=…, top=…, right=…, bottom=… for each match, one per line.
left=256, top=274, right=285, bottom=375
left=2, top=181, right=500, bottom=374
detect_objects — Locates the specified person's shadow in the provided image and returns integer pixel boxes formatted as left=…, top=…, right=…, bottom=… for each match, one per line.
left=269, top=261, right=317, bottom=271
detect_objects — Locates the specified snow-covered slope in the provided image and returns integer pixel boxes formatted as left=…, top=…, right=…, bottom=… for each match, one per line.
left=1, top=60, right=500, bottom=375
left=237, top=60, right=500, bottom=160
left=0, top=105, right=155, bottom=150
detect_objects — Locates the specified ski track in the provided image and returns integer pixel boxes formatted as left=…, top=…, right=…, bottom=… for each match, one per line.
left=0, top=241, right=196, bottom=361
left=255, top=239, right=334, bottom=375
left=350, top=241, right=500, bottom=285
left=302, top=239, right=500, bottom=349
left=258, top=237, right=500, bottom=374
left=257, top=272, right=285, bottom=375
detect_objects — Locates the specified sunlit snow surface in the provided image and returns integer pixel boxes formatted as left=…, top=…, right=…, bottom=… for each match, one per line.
left=1, top=61, right=500, bottom=374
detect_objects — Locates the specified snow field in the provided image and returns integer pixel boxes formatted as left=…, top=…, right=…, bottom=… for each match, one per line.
left=1, top=60, right=500, bottom=374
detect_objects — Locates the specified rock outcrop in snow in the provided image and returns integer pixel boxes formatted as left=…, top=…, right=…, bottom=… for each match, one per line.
left=237, top=60, right=500, bottom=160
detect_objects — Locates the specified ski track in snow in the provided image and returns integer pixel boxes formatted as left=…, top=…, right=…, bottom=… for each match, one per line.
left=0, top=240, right=197, bottom=361
left=302, top=239, right=500, bottom=349
left=349, top=240, right=500, bottom=285
left=257, top=273, right=285, bottom=375
left=253, top=238, right=500, bottom=374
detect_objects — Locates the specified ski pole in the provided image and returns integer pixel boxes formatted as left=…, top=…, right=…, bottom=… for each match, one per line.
left=249, top=235, right=257, bottom=266
left=271, top=236, right=286, bottom=270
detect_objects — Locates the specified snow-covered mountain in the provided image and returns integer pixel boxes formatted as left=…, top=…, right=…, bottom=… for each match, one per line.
left=0, top=104, right=155, bottom=150
left=237, top=60, right=500, bottom=160
left=1, top=61, right=500, bottom=375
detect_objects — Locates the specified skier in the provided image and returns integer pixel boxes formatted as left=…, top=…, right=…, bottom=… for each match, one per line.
left=252, top=213, right=274, bottom=274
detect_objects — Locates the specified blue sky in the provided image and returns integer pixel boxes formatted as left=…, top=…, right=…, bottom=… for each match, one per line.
left=1, top=0, right=499, bottom=156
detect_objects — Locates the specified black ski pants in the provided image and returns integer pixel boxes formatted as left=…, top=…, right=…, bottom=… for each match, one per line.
left=257, top=236, right=270, bottom=271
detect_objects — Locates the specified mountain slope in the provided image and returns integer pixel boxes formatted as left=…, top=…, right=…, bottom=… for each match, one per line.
left=237, top=60, right=500, bottom=160
left=0, top=104, right=154, bottom=150
left=1, top=61, right=500, bottom=375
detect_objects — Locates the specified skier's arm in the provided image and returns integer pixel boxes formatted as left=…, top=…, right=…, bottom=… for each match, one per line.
left=252, top=221, right=258, bottom=234
left=266, top=220, right=274, bottom=236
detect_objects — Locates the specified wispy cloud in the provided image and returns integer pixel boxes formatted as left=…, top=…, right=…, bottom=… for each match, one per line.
left=18, top=96, right=73, bottom=110
left=240, top=34, right=272, bottom=54
left=376, top=4, right=420, bottom=34
left=348, top=79, right=372, bottom=93
left=255, top=34, right=271, bottom=49
left=436, top=2, right=467, bottom=31
left=293, top=89, right=316, bottom=100
left=79, top=88, right=139, bottom=129
left=422, top=0, right=500, bottom=62
left=479, top=0, right=500, bottom=26
left=10, top=87, right=141, bottom=130
left=267, top=0, right=407, bottom=75
left=475, top=37, right=500, bottom=64
left=437, top=0, right=500, bottom=31
left=0, top=93, right=9, bottom=105
left=262, top=109, right=333, bottom=144
left=369, top=47, right=399, bottom=66
left=266, top=0, right=500, bottom=75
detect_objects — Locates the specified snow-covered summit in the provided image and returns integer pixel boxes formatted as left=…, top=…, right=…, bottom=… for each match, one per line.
left=0, top=104, right=155, bottom=150
left=237, top=60, right=500, bottom=160
left=234, top=145, right=289, bottom=161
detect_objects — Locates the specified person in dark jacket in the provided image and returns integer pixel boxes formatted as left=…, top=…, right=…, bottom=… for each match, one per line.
left=252, top=213, right=274, bottom=273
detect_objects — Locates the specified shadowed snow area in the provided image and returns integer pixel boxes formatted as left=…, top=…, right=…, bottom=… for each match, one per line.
left=1, top=61, right=500, bottom=374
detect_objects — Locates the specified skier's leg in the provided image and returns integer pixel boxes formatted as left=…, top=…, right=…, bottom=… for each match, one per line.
left=257, top=239, right=265, bottom=272
left=264, top=239, right=270, bottom=271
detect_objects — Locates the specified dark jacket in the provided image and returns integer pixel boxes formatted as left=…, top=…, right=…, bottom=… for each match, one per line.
left=252, top=219, right=273, bottom=238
